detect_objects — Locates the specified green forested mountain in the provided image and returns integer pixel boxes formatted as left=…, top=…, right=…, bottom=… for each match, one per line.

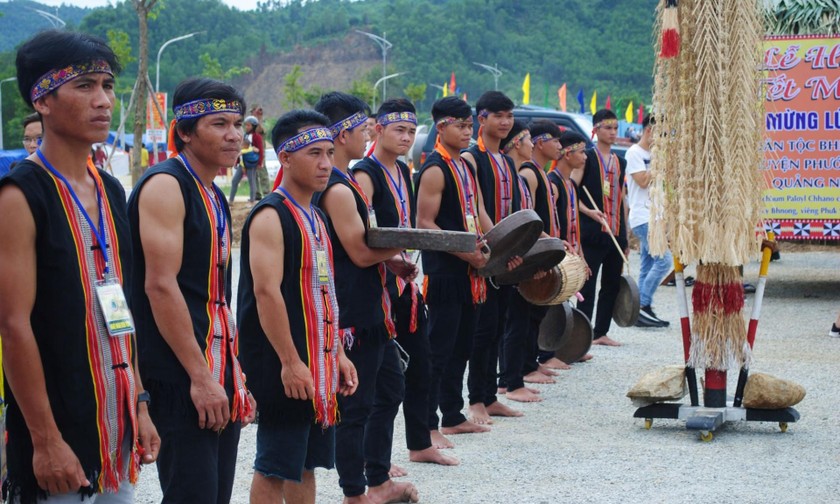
left=1, top=0, right=659, bottom=147
left=0, top=0, right=91, bottom=51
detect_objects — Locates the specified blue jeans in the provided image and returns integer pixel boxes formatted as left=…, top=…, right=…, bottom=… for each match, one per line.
left=633, top=223, right=673, bottom=307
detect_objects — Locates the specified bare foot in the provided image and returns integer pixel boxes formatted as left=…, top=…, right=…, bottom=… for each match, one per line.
left=497, top=386, right=507, bottom=394
left=526, top=386, right=541, bottom=394
left=578, top=353, right=594, bottom=362
left=408, top=446, right=460, bottom=466
left=504, top=387, right=543, bottom=403
left=344, top=495, right=375, bottom=504
left=542, top=357, right=572, bottom=370
left=467, top=403, right=493, bottom=425
left=486, top=402, right=525, bottom=417
left=367, top=480, right=420, bottom=504
left=430, top=429, right=454, bottom=449
left=523, top=371, right=556, bottom=384
left=593, top=335, right=622, bottom=346
left=388, top=463, right=408, bottom=478
left=440, top=420, right=491, bottom=435
left=538, top=364, right=559, bottom=376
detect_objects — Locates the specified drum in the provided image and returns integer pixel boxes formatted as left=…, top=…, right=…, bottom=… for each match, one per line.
left=477, top=209, right=543, bottom=278
left=495, top=238, right=566, bottom=285
left=543, top=253, right=588, bottom=305
left=612, top=274, right=641, bottom=327
left=518, top=266, right=562, bottom=305
left=367, top=227, right=476, bottom=253
left=537, top=302, right=573, bottom=351
left=554, top=307, right=594, bottom=365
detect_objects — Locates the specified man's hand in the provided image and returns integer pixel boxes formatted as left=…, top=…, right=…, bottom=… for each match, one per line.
left=505, top=255, right=523, bottom=272
left=531, top=269, right=548, bottom=281
left=386, top=255, right=418, bottom=281
left=338, top=355, right=359, bottom=397
left=461, top=241, right=490, bottom=269
left=190, top=376, right=231, bottom=431
left=136, top=405, right=160, bottom=464
left=280, top=359, right=315, bottom=401
left=583, top=207, right=606, bottom=223
left=32, top=437, right=90, bottom=495
left=242, top=392, right=258, bottom=426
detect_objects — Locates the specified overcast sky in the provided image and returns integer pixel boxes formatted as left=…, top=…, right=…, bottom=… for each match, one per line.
left=26, top=0, right=262, bottom=12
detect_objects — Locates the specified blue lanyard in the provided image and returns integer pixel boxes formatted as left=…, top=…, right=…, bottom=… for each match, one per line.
left=37, top=150, right=110, bottom=274
left=178, top=154, right=227, bottom=240
left=450, top=157, right=475, bottom=215
left=277, top=186, right=320, bottom=243
left=370, top=154, right=408, bottom=226
left=594, top=148, right=613, bottom=178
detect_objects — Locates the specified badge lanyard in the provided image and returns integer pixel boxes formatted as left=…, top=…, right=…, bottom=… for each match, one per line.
left=371, top=154, right=409, bottom=228
left=277, top=186, right=330, bottom=285
left=38, top=150, right=134, bottom=336
left=487, top=152, right=511, bottom=219
left=448, top=157, right=478, bottom=234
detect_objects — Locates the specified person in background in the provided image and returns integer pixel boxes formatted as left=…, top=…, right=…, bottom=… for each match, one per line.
left=21, top=112, right=43, bottom=155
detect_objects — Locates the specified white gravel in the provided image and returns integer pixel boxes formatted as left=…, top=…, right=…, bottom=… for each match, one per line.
left=134, top=249, right=840, bottom=503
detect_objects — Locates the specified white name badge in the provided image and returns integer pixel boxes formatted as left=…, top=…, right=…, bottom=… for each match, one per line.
left=316, top=249, right=330, bottom=284
left=368, top=208, right=378, bottom=229
left=466, top=214, right=477, bottom=235
left=95, top=280, right=135, bottom=337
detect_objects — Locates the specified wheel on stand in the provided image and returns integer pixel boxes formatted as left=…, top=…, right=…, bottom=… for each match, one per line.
left=699, top=431, right=714, bottom=442
left=644, top=418, right=653, bottom=430
left=779, top=422, right=788, bottom=433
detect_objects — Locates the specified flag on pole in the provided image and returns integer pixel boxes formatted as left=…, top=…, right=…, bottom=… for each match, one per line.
left=443, top=82, right=449, bottom=97
left=522, top=73, right=531, bottom=105
left=450, top=72, right=457, bottom=95
left=625, top=101, right=634, bottom=123
left=638, top=103, right=645, bottom=123
left=558, top=84, right=567, bottom=112
left=590, top=91, right=597, bottom=115
left=577, top=89, right=585, bottom=113
left=605, top=95, right=612, bottom=110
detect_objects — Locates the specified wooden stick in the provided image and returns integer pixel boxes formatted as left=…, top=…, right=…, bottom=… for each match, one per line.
left=580, top=185, right=629, bottom=265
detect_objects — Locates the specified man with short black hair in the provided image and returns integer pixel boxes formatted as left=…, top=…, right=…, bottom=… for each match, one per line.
left=129, top=77, right=256, bottom=503
left=239, top=109, right=358, bottom=504
left=1, top=29, right=159, bottom=503
left=572, top=109, right=628, bottom=347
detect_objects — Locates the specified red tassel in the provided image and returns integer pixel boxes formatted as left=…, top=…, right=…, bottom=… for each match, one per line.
left=659, top=1, right=680, bottom=59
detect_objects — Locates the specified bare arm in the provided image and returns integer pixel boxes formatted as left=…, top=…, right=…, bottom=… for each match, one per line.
left=354, top=170, right=376, bottom=203
left=0, top=185, right=89, bottom=494
left=320, top=183, right=401, bottom=268
left=630, top=171, right=652, bottom=189
left=521, top=168, right=538, bottom=201
left=137, top=174, right=229, bottom=431
left=416, top=164, right=487, bottom=268
left=248, top=207, right=314, bottom=400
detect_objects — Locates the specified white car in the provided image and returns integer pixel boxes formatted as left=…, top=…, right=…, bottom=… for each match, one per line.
left=265, top=145, right=280, bottom=181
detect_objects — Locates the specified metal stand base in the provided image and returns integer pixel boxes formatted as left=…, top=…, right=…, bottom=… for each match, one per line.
left=633, top=401, right=800, bottom=441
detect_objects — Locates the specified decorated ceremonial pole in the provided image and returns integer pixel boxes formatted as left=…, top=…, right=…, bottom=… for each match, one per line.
left=673, top=257, right=699, bottom=407
left=649, top=0, right=765, bottom=409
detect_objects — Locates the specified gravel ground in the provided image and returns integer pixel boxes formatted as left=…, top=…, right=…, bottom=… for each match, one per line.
left=134, top=250, right=840, bottom=503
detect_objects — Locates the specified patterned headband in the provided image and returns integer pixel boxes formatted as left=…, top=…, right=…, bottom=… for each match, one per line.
left=531, top=133, right=556, bottom=144
left=436, top=116, right=473, bottom=127
left=594, top=118, right=619, bottom=128
left=30, top=60, right=114, bottom=102
left=559, top=142, right=587, bottom=157
left=502, top=130, right=530, bottom=154
left=478, top=110, right=489, bottom=118
left=277, top=127, right=333, bottom=153
left=377, top=111, right=417, bottom=126
left=329, top=111, right=368, bottom=139
left=173, top=99, right=244, bottom=121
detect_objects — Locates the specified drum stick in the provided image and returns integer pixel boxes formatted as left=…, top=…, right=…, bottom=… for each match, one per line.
left=580, top=185, right=629, bottom=265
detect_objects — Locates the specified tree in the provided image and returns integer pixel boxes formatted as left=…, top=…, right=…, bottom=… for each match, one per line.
left=131, top=0, right=159, bottom=184
left=348, top=79, right=375, bottom=108
left=199, top=53, right=252, bottom=81
left=404, top=83, right=426, bottom=106
left=302, top=85, right=326, bottom=107
left=283, top=65, right=306, bottom=109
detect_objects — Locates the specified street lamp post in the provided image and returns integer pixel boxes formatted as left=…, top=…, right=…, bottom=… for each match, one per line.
left=473, top=62, right=503, bottom=91
left=0, top=77, right=18, bottom=150
left=373, top=72, right=407, bottom=111
left=156, top=31, right=204, bottom=93
left=356, top=30, right=393, bottom=103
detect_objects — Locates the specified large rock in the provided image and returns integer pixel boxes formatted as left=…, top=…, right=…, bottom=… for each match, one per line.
left=627, top=365, right=687, bottom=406
left=742, top=372, right=806, bottom=409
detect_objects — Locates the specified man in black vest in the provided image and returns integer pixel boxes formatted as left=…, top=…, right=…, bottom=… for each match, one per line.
left=128, top=77, right=256, bottom=504
left=0, top=30, right=159, bottom=503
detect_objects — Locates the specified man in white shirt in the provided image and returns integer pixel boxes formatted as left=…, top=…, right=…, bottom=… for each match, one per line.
left=625, top=116, right=670, bottom=327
